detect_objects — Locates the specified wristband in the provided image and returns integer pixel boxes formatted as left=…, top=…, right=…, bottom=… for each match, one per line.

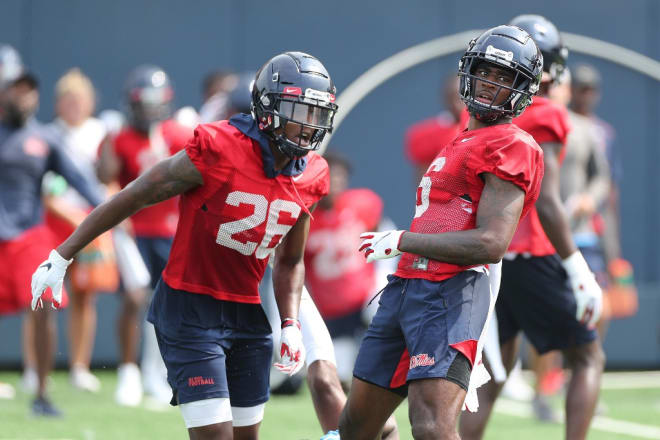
left=281, top=317, right=301, bottom=329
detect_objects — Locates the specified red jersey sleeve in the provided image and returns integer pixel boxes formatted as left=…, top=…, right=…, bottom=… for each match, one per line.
left=185, top=123, right=224, bottom=176
left=516, top=97, right=571, bottom=145
left=473, top=132, right=544, bottom=196
left=335, top=188, right=383, bottom=230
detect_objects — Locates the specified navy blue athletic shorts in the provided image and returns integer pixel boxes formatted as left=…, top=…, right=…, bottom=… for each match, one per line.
left=497, top=255, right=598, bottom=354
left=136, top=236, right=174, bottom=290
left=353, top=271, right=490, bottom=396
left=147, top=279, right=273, bottom=407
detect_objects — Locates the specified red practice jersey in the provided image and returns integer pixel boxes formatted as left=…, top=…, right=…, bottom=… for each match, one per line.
left=508, top=96, right=571, bottom=256
left=112, top=119, right=193, bottom=237
left=162, top=121, right=329, bottom=304
left=405, top=111, right=470, bottom=168
left=304, top=189, right=383, bottom=319
left=395, top=124, right=544, bottom=281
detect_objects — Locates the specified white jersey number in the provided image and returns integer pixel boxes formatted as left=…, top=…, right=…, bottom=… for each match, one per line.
left=216, top=191, right=300, bottom=258
left=414, top=157, right=445, bottom=219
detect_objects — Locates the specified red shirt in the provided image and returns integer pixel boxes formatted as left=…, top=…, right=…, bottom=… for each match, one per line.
left=405, top=111, right=470, bottom=168
left=162, top=121, right=330, bottom=303
left=508, top=96, right=571, bottom=256
left=304, top=189, right=383, bottom=319
left=113, top=119, right=193, bottom=237
left=395, top=124, right=544, bottom=281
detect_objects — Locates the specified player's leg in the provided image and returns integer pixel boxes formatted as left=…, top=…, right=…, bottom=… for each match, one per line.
left=408, top=377, right=466, bottom=440
left=21, top=312, right=39, bottom=392
left=459, top=260, right=524, bottom=440
left=340, top=277, right=409, bottom=439
left=68, top=281, right=101, bottom=392
left=459, top=335, right=520, bottom=440
left=407, top=271, right=493, bottom=439
left=31, top=305, right=61, bottom=415
left=340, top=378, right=404, bottom=440
left=231, top=405, right=264, bottom=440
left=563, top=339, right=605, bottom=440
left=116, top=284, right=147, bottom=405
left=298, top=287, right=346, bottom=432
left=139, top=237, right=174, bottom=403
left=222, top=300, right=273, bottom=440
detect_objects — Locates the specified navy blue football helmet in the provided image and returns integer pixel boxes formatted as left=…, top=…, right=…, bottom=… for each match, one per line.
left=0, top=44, right=23, bottom=90
left=509, top=15, right=568, bottom=83
left=458, top=25, right=543, bottom=122
left=124, top=65, right=173, bottom=133
left=252, top=52, right=338, bottom=158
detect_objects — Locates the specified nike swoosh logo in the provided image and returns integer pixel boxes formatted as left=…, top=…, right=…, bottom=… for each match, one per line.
left=460, top=137, right=475, bottom=143
left=292, top=173, right=304, bottom=181
left=40, top=262, right=52, bottom=270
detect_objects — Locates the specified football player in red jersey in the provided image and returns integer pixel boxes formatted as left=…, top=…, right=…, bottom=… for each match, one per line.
left=339, top=26, right=545, bottom=440
left=31, top=52, right=337, bottom=440
left=459, top=16, right=605, bottom=440
left=404, top=76, right=468, bottom=183
left=96, top=65, right=193, bottom=406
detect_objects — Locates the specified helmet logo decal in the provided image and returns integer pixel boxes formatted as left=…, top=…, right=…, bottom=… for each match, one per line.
left=261, top=95, right=271, bottom=106
left=485, top=45, right=514, bottom=65
left=283, top=86, right=302, bottom=96
left=304, top=88, right=335, bottom=103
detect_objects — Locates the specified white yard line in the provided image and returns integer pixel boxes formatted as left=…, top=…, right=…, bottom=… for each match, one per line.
left=496, top=399, right=660, bottom=439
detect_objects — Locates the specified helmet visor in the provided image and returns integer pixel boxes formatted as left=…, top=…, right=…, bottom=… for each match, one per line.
left=278, top=100, right=333, bottom=128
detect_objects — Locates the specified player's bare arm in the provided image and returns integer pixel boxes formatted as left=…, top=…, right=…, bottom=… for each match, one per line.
left=57, top=150, right=202, bottom=260
left=96, top=135, right=122, bottom=184
left=272, top=206, right=314, bottom=320
left=535, top=141, right=578, bottom=259
left=399, top=173, right=525, bottom=265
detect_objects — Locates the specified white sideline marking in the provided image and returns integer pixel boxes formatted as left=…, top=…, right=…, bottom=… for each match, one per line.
left=496, top=399, right=660, bottom=439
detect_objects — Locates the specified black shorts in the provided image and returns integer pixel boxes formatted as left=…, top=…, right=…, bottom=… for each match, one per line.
left=497, top=255, right=598, bottom=354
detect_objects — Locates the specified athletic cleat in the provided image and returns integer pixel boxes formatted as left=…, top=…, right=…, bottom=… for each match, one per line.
left=70, top=366, right=101, bottom=393
left=115, top=363, right=143, bottom=407
left=31, top=396, right=62, bottom=417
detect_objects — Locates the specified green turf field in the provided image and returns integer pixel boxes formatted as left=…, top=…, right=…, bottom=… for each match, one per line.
left=0, top=371, right=658, bottom=439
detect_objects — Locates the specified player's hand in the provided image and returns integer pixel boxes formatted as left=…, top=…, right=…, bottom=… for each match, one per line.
left=274, top=320, right=306, bottom=376
left=358, top=230, right=405, bottom=263
left=31, top=249, right=73, bottom=310
left=562, top=251, right=603, bottom=328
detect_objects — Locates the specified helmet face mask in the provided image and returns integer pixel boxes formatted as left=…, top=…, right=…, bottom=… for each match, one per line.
left=458, top=26, right=543, bottom=122
left=252, top=52, right=338, bottom=159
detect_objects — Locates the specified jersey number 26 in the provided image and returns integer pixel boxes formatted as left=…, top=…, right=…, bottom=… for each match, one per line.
left=216, top=191, right=301, bottom=259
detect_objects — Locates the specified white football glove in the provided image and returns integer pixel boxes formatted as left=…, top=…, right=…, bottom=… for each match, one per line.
left=274, top=321, right=306, bottom=376
left=358, top=230, right=405, bottom=263
left=561, top=251, right=603, bottom=328
left=31, top=249, right=73, bottom=310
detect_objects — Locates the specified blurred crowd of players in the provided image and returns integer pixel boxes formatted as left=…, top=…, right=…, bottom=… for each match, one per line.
left=0, top=45, right=399, bottom=421
left=0, top=14, right=640, bottom=439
